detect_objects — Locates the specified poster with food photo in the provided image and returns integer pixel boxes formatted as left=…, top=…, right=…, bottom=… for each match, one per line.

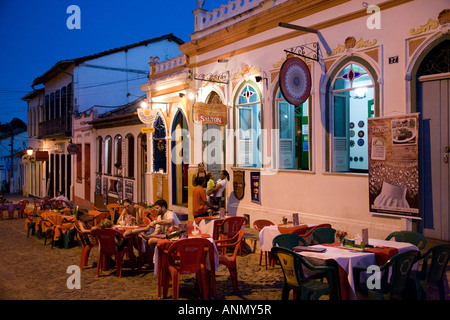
left=368, top=113, right=420, bottom=218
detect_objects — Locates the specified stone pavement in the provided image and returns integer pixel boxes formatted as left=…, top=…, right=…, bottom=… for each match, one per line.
left=1, top=193, right=448, bottom=302
left=0, top=194, right=284, bottom=300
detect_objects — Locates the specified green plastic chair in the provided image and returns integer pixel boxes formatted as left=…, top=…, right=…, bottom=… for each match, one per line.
left=354, top=250, right=420, bottom=300
left=385, top=231, right=427, bottom=250
left=271, top=246, right=340, bottom=300
left=273, top=233, right=308, bottom=250
left=311, top=227, right=336, bottom=245
left=408, top=244, right=450, bottom=300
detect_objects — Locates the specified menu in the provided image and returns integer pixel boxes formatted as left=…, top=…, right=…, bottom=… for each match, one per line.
left=368, top=114, right=420, bottom=218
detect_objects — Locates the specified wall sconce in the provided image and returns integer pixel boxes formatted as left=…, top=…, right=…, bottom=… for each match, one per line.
left=179, top=93, right=185, bottom=98
left=255, top=73, right=268, bottom=90
left=218, top=59, right=229, bottom=63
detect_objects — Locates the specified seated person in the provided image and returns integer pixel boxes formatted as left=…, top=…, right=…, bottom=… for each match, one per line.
left=117, top=199, right=142, bottom=225
left=125, top=199, right=179, bottom=267
left=193, top=176, right=216, bottom=218
left=96, top=219, right=128, bottom=252
left=74, top=208, right=96, bottom=245
left=52, top=191, right=71, bottom=208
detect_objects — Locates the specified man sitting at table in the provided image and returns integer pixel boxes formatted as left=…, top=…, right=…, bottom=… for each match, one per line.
left=117, top=199, right=142, bottom=225
left=135, top=199, right=180, bottom=267
left=193, top=177, right=216, bottom=218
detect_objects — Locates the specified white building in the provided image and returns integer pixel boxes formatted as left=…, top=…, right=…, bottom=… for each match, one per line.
left=176, top=0, right=449, bottom=241
left=25, top=34, right=184, bottom=203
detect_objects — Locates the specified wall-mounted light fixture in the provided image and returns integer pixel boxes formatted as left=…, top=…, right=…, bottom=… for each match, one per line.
left=255, top=72, right=269, bottom=90
left=217, top=59, right=229, bottom=63
left=179, top=93, right=185, bottom=98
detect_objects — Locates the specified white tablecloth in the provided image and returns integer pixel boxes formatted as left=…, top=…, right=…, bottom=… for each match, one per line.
left=259, top=224, right=317, bottom=251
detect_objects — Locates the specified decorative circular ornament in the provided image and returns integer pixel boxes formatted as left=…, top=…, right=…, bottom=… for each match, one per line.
left=358, top=120, right=365, bottom=128
left=279, top=57, right=311, bottom=105
left=350, top=130, right=355, bottom=137
left=349, top=122, right=355, bottom=129
left=358, top=130, right=365, bottom=138
left=357, top=139, right=365, bottom=146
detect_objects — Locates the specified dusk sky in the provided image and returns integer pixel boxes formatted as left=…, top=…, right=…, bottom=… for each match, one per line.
left=0, top=0, right=226, bottom=125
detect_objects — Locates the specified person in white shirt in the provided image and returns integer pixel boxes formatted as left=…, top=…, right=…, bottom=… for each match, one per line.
left=210, top=170, right=229, bottom=209
left=52, top=191, right=71, bottom=208
left=132, top=199, right=179, bottom=268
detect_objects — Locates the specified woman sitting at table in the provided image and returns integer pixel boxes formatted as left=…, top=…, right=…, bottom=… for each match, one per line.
left=97, top=219, right=128, bottom=252
left=117, top=199, right=141, bottom=225
left=75, top=208, right=97, bottom=245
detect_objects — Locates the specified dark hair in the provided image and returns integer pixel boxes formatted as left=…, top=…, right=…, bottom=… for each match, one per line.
left=75, top=208, right=88, bottom=220
left=206, top=172, right=213, bottom=180
left=195, top=176, right=206, bottom=186
left=221, top=170, right=230, bottom=181
left=154, top=199, right=167, bottom=209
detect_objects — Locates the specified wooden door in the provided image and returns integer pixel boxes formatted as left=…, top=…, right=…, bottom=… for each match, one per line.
left=85, top=144, right=91, bottom=202
left=419, top=77, right=450, bottom=241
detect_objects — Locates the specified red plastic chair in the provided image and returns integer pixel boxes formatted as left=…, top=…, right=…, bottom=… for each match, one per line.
left=253, top=219, right=276, bottom=269
left=215, top=228, right=245, bottom=292
left=166, top=238, right=215, bottom=300
left=74, top=223, right=98, bottom=269
left=16, top=200, right=29, bottom=219
left=91, top=228, right=135, bottom=278
left=216, top=216, right=247, bottom=255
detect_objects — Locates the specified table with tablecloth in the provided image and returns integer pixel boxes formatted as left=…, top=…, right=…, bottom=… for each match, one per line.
left=259, top=224, right=317, bottom=251
left=295, top=239, right=419, bottom=300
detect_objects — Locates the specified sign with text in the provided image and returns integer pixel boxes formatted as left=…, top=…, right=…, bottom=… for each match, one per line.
left=193, top=102, right=228, bottom=126
left=368, top=113, right=420, bottom=218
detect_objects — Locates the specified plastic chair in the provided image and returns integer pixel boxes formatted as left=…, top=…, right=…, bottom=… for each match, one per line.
left=91, top=228, right=135, bottom=278
left=216, top=216, right=247, bottom=255
left=385, top=231, right=427, bottom=250
left=271, top=246, right=340, bottom=300
left=273, top=233, right=309, bottom=250
left=311, top=227, right=337, bottom=245
left=166, top=238, right=215, bottom=300
left=106, top=204, right=122, bottom=224
left=408, top=244, right=450, bottom=300
left=74, top=223, right=98, bottom=269
left=253, top=219, right=275, bottom=269
left=215, top=229, right=245, bottom=292
left=16, top=200, right=29, bottom=218
left=293, top=224, right=332, bottom=245
left=33, top=198, right=43, bottom=212
left=354, top=250, right=420, bottom=300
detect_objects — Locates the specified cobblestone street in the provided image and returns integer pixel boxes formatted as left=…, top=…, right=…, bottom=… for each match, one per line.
left=0, top=215, right=284, bottom=301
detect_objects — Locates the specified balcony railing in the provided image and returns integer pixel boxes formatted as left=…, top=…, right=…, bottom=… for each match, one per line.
left=38, top=116, right=72, bottom=138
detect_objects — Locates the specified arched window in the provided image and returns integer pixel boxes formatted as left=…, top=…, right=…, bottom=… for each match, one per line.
left=235, top=83, right=261, bottom=167
left=96, top=136, right=103, bottom=173
left=330, top=62, right=376, bottom=172
left=276, top=90, right=310, bottom=170
left=153, top=115, right=167, bottom=173
left=114, top=135, right=122, bottom=175
left=105, top=136, right=112, bottom=175
left=126, top=134, right=134, bottom=178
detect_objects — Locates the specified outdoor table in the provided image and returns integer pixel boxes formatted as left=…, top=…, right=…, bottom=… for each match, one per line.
left=154, top=233, right=219, bottom=299
left=196, top=216, right=225, bottom=239
left=294, top=239, right=419, bottom=300
left=259, top=224, right=317, bottom=252
left=114, top=224, right=150, bottom=271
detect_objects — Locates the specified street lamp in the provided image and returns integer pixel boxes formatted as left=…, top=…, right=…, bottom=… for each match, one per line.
left=26, top=147, right=33, bottom=157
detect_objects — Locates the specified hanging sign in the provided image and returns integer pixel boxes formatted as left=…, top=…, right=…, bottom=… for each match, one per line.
left=368, top=113, right=420, bottom=218
left=67, top=143, right=79, bottom=155
left=193, top=102, right=228, bottom=126
left=279, top=57, right=311, bottom=105
left=233, top=170, right=245, bottom=200
left=137, top=108, right=158, bottom=124
left=141, top=127, right=155, bottom=134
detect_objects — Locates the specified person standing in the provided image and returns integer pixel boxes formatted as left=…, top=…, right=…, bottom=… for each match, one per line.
left=192, top=162, right=210, bottom=188
left=210, top=170, right=229, bottom=208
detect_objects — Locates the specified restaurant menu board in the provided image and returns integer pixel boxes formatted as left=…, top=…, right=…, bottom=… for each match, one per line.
left=368, top=113, right=420, bottom=218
